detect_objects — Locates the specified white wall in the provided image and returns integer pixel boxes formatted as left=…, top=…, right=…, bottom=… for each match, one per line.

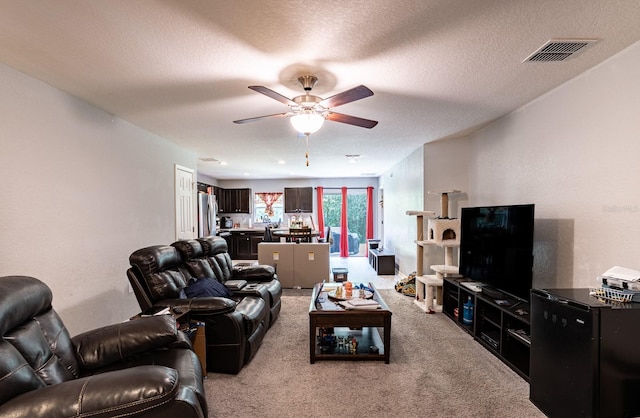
left=468, top=40, right=640, bottom=289
left=379, top=147, right=424, bottom=275
left=381, top=138, right=470, bottom=277
left=0, top=63, right=196, bottom=334
left=422, top=137, right=470, bottom=272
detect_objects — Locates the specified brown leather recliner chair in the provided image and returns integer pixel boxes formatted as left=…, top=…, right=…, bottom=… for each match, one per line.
left=0, top=275, right=207, bottom=418
left=127, top=244, right=269, bottom=374
left=196, top=236, right=282, bottom=327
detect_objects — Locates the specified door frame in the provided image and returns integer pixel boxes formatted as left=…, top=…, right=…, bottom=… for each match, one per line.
left=175, top=164, right=196, bottom=240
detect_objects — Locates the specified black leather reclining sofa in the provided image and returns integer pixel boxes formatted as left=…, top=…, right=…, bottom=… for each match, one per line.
left=0, top=275, right=207, bottom=417
left=127, top=236, right=282, bottom=375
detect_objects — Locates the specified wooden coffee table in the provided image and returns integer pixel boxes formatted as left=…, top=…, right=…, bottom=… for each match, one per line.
left=309, top=282, right=392, bottom=364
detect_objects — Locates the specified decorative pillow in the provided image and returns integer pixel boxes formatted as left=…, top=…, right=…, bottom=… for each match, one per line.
left=184, top=277, right=232, bottom=298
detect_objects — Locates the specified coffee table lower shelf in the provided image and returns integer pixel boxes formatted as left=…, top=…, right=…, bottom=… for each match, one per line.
left=312, top=326, right=386, bottom=362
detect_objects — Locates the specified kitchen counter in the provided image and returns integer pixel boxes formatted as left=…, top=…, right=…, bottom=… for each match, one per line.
left=216, top=227, right=320, bottom=259
left=218, top=227, right=288, bottom=233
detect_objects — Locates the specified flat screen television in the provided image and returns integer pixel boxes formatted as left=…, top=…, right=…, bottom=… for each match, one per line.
left=459, top=204, right=535, bottom=302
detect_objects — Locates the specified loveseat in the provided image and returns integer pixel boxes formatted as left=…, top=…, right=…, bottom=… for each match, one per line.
left=195, top=235, right=282, bottom=326
left=0, top=275, right=207, bottom=417
left=127, top=236, right=281, bottom=375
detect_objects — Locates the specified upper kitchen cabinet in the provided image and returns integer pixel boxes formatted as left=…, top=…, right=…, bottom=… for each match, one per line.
left=284, top=187, right=313, bottom=213
left=218, top=188, right=251, bottom=213
left=212, top=185, right=224, bottom=209
left=196, top=182, right=210, bottom=193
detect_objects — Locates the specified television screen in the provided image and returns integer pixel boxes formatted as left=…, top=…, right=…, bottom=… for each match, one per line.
left=459, top=204, right=535, bottom=301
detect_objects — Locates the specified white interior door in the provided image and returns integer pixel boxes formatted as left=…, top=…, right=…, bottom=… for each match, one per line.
left=175, top=164, right=195, bottom=240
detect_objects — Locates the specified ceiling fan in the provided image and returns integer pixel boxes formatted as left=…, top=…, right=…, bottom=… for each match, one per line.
left=233, top=75, right=378, bottom=134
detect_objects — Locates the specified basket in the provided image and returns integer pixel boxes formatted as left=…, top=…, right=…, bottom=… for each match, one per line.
left=589, top=286, right=634, bottom=303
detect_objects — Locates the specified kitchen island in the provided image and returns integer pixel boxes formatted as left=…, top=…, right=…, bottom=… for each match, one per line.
left=217, top=227, right=288, bottom=259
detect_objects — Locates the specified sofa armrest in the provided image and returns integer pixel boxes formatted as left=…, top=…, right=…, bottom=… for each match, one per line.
left=232, top=264, right=276, bottom=280
left=169, top=296, right=237, bottom=315
left=171, top=329, right=195, bottom=350
left=72, top=315, right=179, bottom=370
left=0, top=366, right=182, bottom=417
left=232, top=283, right=270, bottom=301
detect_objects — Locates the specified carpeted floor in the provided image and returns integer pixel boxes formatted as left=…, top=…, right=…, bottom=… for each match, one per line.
left=204, top=289, right=545, bottom=417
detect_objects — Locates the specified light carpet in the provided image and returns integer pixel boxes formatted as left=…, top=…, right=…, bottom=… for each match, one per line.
left=204, top=289, right=545, bottom=417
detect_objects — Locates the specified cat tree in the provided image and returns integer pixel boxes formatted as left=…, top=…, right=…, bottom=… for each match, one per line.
left=406, top=190, right=461, bottom=313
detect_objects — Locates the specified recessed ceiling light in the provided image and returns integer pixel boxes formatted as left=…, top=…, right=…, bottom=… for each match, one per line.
left=219, top=161, right=227, bottom=166
left=278, top=160, right=286, bottom=165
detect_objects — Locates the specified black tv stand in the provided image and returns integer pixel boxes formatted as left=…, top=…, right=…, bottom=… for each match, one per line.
left=443, top=277, right=530, bottom=381
left=481, top=287, right=504, bottom=299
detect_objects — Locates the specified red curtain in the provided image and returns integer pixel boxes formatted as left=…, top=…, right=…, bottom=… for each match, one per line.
left=316, top=187, right=325, bottom=239
left=366, top=186, right=374, bottom=240
left=340, top=187, right=349, bottom=257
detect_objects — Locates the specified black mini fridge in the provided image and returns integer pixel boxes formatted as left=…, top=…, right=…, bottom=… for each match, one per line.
left=530, top=288, right=640, bottom=418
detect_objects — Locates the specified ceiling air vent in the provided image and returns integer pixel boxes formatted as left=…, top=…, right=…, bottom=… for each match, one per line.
left=524, top=39, right=598, bottom=62
left=199, top=157, right=219, bottom=162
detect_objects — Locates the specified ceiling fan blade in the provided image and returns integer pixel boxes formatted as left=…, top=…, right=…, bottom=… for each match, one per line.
left=233, top=112, right=291, bottom=124
left=248, top=86, right=296, bottom=106
left=318, top=85, right=374, bottom=108
left=326, top=111, right=378, bottom=129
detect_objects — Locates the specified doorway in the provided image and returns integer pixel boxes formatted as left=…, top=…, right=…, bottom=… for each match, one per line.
left=322, top=189, right=366, bottom=257
left=175, top=164, right=195, bottom=240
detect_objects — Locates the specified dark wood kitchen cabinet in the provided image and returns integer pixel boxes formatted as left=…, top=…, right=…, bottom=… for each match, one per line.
left=212, top=186, right=225, bottom=210
left=249, top=234, right=263, bottom=257
left=219, top=188, right=251, bottom=213
left=284, top=187, right=313, bottom=213
left=231, top=188, right=251, bottom=213
left=234, top=232, right=252, bottom=259
left=231, top=231, right=263, bottom=259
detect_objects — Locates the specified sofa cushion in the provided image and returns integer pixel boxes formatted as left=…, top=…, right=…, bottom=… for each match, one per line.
left=129, top=246, right=188, bottom=300
left=185, top=278, right=232, bottom=298
left=0, top=340, right=46, bottom=405
left=148, top=270, right=187, bottom=300
left=0, top=275, right=52, bottom=336
left=6, top=310, right=79, bottom=384
left=213, top=253, right=234, bottom=282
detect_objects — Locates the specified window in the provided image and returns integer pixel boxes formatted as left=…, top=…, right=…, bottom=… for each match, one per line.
left=254, top=192, right=284, bottom=224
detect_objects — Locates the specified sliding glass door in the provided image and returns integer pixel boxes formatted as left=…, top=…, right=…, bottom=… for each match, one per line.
left=322, top=189, right=366, bottom=256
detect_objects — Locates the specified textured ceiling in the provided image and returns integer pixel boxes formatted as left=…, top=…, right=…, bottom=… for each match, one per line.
left=1, top=0, right=639, bottom=179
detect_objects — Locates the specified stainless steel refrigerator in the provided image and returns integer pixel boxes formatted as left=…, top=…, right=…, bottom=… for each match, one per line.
left=197, top=193, right=217, bottom=237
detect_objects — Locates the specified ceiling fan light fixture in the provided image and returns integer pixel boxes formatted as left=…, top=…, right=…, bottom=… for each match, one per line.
left=290, top=110, right=325, bottom=134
